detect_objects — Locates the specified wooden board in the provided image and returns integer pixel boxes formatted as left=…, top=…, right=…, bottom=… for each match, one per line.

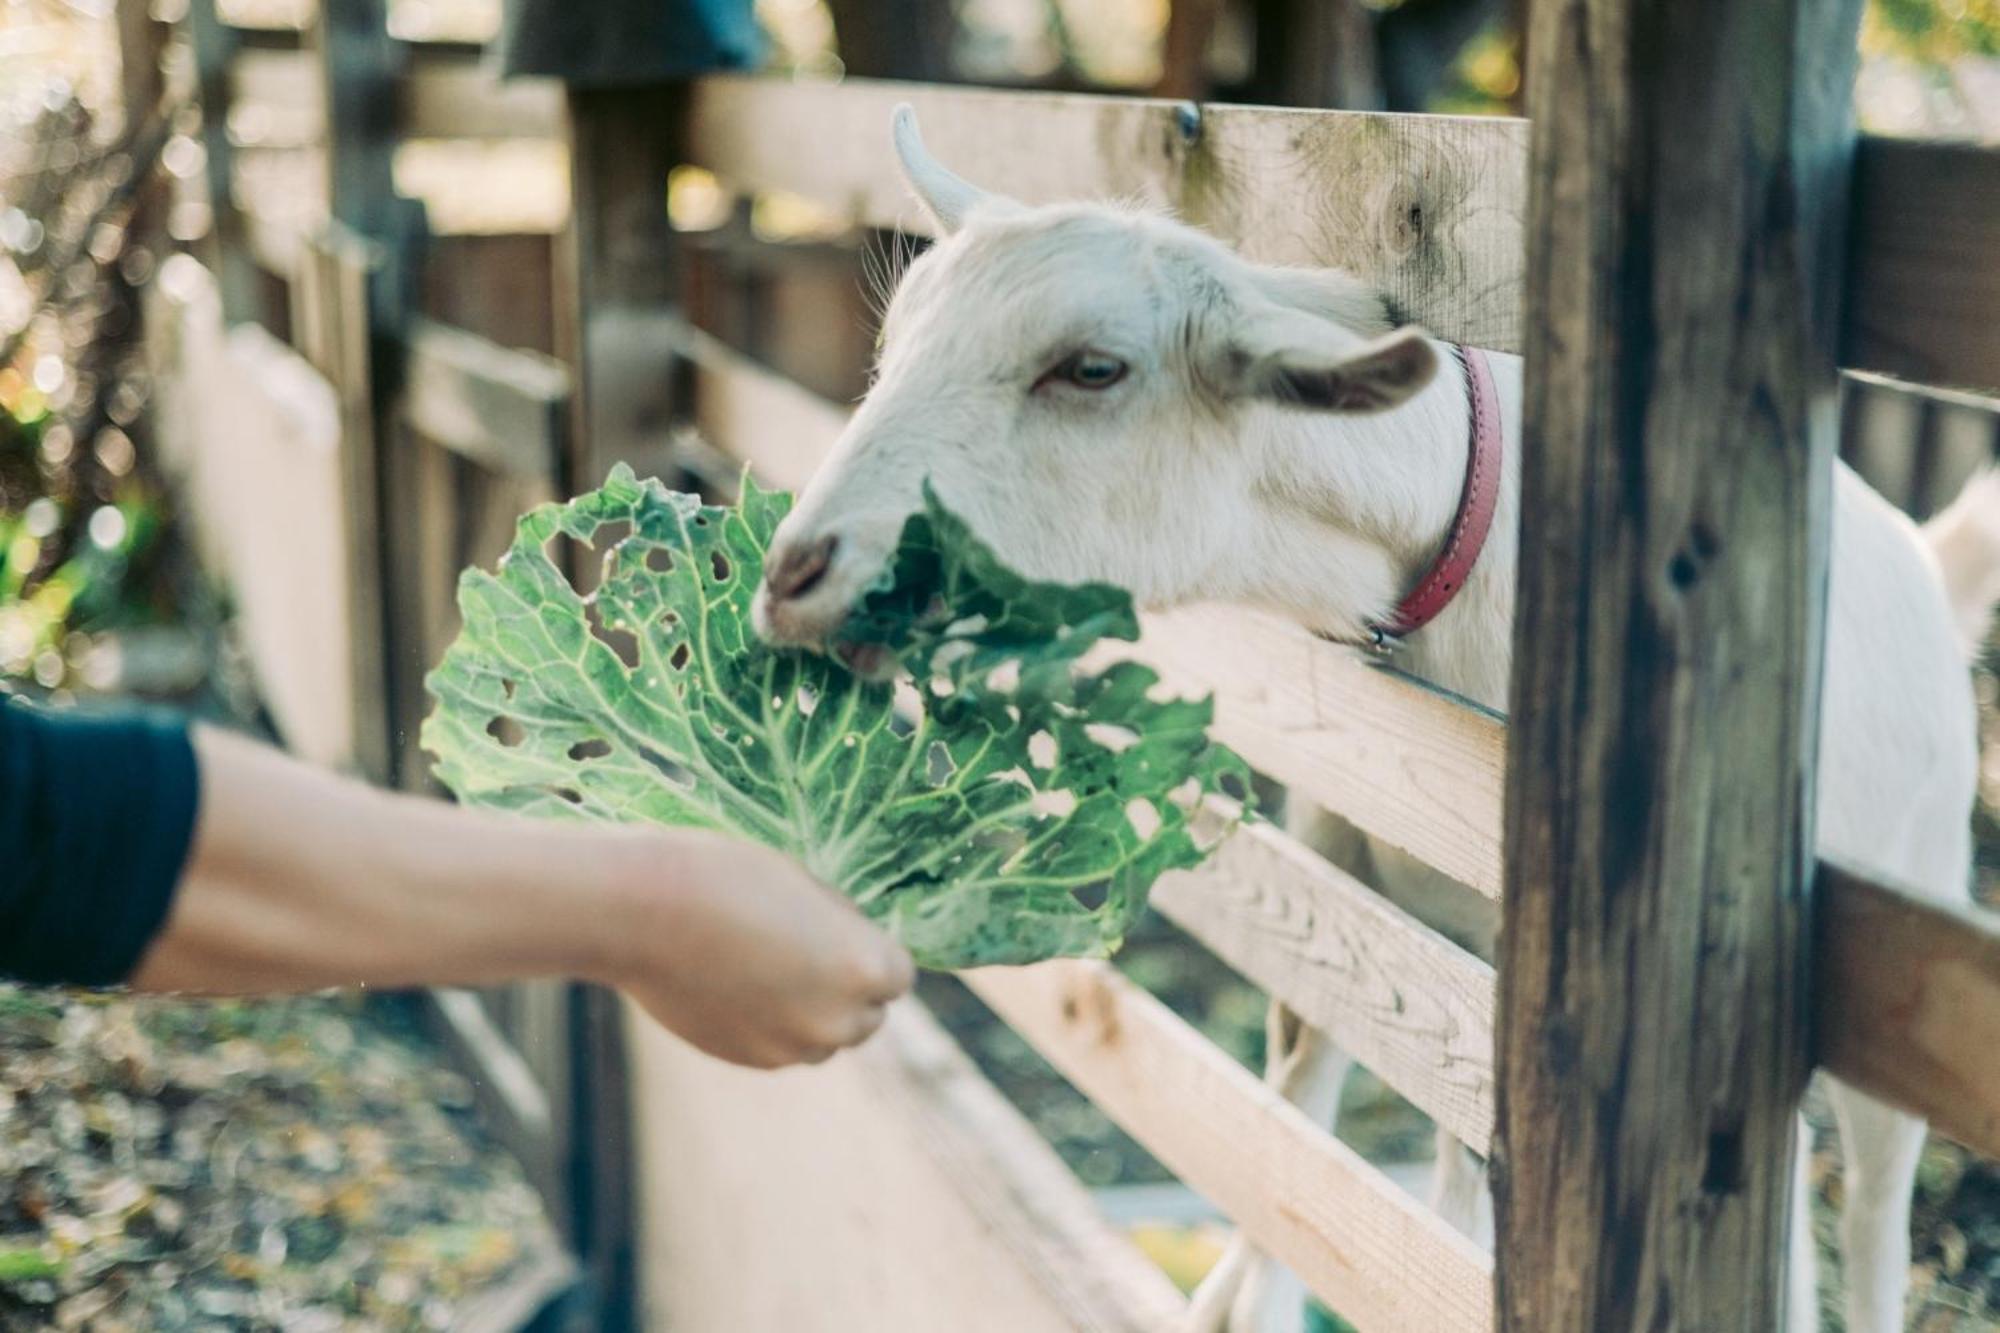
left=224, top=45, right=562, bottom=145
left=1846, top=136, right=2000, bottom=394
left=1494, top=0, right=1856, bottom=1325
left=688, top=75, right=1529, bottom=353
left=1817, top=861, right=2000, bottom=1158
left=143, top=258, right=357, bottom=770
left=687, top=76, right=1999, bottom=390
left=964, top=961, right=1493, bottom=1333
left=405, top=317, right=569, bottom=477
left=397, top=49, right=563, bottom=141
left=625, top=996, right=1185, bottom=1333
left=1136, top=605, right=1506, bottom=901
left=1155, top=821, right=1495, bottom=1153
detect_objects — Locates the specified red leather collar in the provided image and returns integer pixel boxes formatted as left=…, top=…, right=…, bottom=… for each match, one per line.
left=1368, top=345, right=1503, bottom=649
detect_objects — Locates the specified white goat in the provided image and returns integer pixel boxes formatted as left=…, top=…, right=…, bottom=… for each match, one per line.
left=753, top=108, right=1999, bottom=1333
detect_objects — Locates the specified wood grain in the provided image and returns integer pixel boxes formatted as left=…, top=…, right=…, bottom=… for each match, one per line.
left=626, top=996, right=1184, bottom=1333
left=1155, top=820, right=1496, bottom=1153
left=292, top=225, right=393, bottom=782
left=964, top=961, right=1494, bottom=1333
left=1495, top=0, right=1859, bottom=1327
left=687, top=76, right=1998, bottom=389
left=1136, top=604, right=1507, bottom=900
left=1817, top=861, right=2000, bottom=1158
left=688, top=75, right=1529, bottom=353
left=1846, top=136, right=2000, bottom=394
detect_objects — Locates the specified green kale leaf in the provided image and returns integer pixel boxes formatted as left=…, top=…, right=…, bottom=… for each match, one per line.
left=421, top=464, right=1246, bottom=970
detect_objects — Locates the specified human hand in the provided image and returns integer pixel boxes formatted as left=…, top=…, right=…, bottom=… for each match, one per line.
left=609, top=830, right=915, bottom=1069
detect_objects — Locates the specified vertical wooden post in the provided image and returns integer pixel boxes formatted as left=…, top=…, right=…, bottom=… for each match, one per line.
left=1495, top=0, right=1862, bottom=1329
left=548, top=86, right=684, bottom=1333
left=309, top=0, right=425, bottom=783
left=556, top=87, right=684, bottom=492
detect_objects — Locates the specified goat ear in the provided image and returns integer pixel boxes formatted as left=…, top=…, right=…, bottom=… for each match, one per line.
left=1235, top=321, right=1439, bottom=414
left=891, top=104, right=998, bottom=233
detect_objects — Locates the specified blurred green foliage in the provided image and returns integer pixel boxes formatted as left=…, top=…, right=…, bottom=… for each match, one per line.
left=0, top=385, right=165, bottom=694
left=1867, top=0, right=2000, bottom=61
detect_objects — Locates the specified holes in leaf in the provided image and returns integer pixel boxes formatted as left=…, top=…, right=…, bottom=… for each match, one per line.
left=986, top=660, right=1022, bottom=694
left=1124, top=798, right=1162, bottom=840
left=795, top=685, right=819, bottom=717
left=945, top=613, right=990, bottom=637
left=1218, top=769, right=1250, bottom=803
left=487, top=716, right=525, bottom=747
left=1030, top=787, right=1078, bottom=818
left=501, top=678, right=517, bottom=700
left=585, top=600, right=641, bottom=669
left=925, top=740, right=957, bottom=787
left=1084, top=723, right=1139, bottom=753
left=891, top=679, right=926, bottom=732
left=645, top=548, right=674, bottom=573
left=554, top=787, right=584, bottom=804
left=636, top=746, right=692, bottom=789
left=709, top=550, right=732, bottom=583
left=1028, top=730, right=1057, bottom=769
left=568, top=738, right=612, bottom=761
left=669, top=643, right=692, bottom=672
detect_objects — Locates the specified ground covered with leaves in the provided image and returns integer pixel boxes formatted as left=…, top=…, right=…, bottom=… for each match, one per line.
left=0, top=988, right=558, bottom=1332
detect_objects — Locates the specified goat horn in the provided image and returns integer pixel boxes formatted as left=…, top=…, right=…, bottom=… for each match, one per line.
left=891, top=104, right=987, bottom=233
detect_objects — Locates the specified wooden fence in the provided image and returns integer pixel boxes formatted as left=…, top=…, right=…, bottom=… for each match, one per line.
left=143, top=0, right=2000, bottom=1328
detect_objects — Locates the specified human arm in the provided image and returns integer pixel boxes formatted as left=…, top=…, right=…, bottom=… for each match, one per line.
left=0, top=701, right=912, bottom=1068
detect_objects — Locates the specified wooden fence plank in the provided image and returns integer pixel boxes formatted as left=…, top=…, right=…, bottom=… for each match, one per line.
left=227, top=46, right=563, bottom=145
left=398, top=50, right=563, bottom=140
left=420, top=988, right=565, bottom=1212
left=1495, top=0, right=1859, bottom=1326
left=1154, top=820, right=1495, bottom=1153
left=1846, top=137, right=2000, bottom=394
left=1817, top=861, right=2000, bottom=1158
left=293, top=224, right=393, bottom=780
left=225, top=48, right=323, bottom=147
left=688, top=76, right=1997, bottom=390
left=405, top=317, right=569, bottom=476
left=627, top=996, right=1183, bottom=1333
left=688, top=76, right=1529, bottom=354
left=963, top=961, right=1493, bottom=1333
left=864, top=1001, right=1190, bottom=1330
left=1136, top=605, right=1506, bottom=901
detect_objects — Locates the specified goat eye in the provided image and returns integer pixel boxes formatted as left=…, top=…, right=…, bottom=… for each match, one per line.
left=1044, top=351, right=1128, bottom=392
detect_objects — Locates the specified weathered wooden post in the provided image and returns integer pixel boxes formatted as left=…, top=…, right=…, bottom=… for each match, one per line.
left=181, top=0, right=259, bottom=325
left=1495, top=0, right=1863, bottom=1328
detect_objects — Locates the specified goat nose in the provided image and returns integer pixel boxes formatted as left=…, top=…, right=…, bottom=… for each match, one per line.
left=765, top=533, right=839, bottom=603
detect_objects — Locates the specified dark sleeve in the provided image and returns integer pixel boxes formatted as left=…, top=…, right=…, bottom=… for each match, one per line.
left=0, top=698, right=201, bottom=987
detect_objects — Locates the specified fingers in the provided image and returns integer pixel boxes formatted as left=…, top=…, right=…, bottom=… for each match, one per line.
left=855, top=941, right=916, bottom=1003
